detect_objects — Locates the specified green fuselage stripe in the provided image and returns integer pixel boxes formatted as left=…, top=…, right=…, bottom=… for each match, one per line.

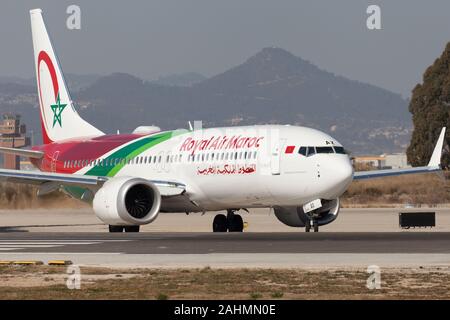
left=85, top=130, right=186, bottom=177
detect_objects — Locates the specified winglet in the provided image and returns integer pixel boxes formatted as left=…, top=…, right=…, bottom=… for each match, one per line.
left=428, top=127, right=446, bottom=167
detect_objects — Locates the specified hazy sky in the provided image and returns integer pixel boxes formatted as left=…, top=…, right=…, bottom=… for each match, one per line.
left=1, top=0, right=450, bottom=97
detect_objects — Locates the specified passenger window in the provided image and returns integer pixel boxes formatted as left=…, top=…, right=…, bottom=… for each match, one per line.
left=316, top=146, right=334, bottom=154
left=298, top=147, right=307, bottom=156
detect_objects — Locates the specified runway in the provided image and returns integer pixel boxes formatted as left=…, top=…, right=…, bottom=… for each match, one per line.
left=1, top=232, right=450, bottom=254
left=1, top=232, right=450, bottom=268
left=1, top=208, right=450, bottom=268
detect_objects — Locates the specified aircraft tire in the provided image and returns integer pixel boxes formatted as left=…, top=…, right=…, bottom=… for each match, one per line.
left=213, top=214, right=228, bottom=232
left=313, top=221, right=319, bottom=232
left=109, top=225, right=125, bottom=233
left=124, top=226, right=140, bottom=232
left=305, top=222, right=311, bottom=233
left=228, top=214, right=244, bottom=232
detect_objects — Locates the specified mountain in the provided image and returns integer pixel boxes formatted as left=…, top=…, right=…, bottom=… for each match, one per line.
left=0, top=48, right=411, bottom=154
left=0, top=74, right=99, bottom=91
left=151, top=72, right=206, bottom=87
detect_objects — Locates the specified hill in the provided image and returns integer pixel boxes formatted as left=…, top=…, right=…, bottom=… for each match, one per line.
left=0, top=48, right=411, bottom=154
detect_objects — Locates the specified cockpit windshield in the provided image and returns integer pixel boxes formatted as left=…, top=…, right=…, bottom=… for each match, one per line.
left=298, top=146, right=347, bottom=157
left=316, top=146, right=334, bottom=154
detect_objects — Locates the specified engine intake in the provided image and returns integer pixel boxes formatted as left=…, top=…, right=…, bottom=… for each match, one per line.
left=93, top=176, right=161, bottom=226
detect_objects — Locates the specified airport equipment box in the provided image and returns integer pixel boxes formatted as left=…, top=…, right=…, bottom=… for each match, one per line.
left=399, top=212, right=435, bottom=229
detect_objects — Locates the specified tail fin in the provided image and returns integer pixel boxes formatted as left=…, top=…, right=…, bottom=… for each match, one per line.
left=30, top=9, right=103, bottom=144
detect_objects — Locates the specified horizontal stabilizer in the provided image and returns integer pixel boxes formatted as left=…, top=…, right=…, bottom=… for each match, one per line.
left=0, top=147, right=44, bottom=159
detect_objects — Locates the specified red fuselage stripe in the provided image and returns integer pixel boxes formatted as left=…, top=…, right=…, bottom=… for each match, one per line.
left=37, top=50, right=59, bottom=144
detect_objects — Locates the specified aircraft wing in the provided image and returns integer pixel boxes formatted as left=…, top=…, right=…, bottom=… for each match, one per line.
left=0, top=168, right=185, bottom=196
left=353, top=127, right=446, bottom=180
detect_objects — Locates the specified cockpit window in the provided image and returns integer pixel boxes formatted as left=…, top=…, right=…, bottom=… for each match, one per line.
left=333, top=146, right=346, bottom=154
left=306, top=146, right=316, bottom=156
left=297, top=145, right=347, bottom=156
left=316, top=146, right=334, bottom=154
left=298, top=147, right=307, bottom=156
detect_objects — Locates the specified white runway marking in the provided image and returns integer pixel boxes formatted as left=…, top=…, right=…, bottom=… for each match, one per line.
left=0, top=242, right=98, bottom=245
left=0, top=240, right=129, bottom=252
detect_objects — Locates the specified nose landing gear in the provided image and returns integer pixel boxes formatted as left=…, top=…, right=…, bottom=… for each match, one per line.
left=305, top=217, right=319, bottom=232
left=212, top=209, right=244, bottom=232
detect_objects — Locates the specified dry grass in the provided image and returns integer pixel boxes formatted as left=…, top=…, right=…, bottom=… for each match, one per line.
left=1, top=266, right=450, bottom=300
left=0, top=183, right=85, bottom=209
left=342, top=173, right=450, bottom=207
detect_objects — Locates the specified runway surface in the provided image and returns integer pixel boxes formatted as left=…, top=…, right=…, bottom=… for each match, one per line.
left=1, top=232, right=450, bottom=268
left=1, top=208, right=450, bottom=268
left=1, top=232, right=450, bottom=254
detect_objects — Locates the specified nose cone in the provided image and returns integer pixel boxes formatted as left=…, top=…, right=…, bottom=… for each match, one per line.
left=320, top=156, right=353, bottom=198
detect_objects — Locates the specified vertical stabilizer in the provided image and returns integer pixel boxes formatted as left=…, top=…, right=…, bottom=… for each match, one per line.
left=30, top=9, right=103, bottom=144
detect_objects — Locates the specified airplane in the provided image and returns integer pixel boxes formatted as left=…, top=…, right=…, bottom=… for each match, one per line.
left=0, top=8, right=446, bottom=233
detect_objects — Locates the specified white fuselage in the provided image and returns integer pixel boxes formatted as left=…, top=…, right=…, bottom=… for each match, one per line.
left=74, top=125, right=354, bottom=211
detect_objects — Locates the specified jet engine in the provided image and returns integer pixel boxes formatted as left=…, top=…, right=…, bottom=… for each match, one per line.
left=273, top=198, right=340, bottom=227
left=93, top=176, right=161, bottom=226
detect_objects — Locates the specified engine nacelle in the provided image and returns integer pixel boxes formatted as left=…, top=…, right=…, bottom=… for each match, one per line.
left=93, top=176, right=161, bottom=226
left=274, top=198, right=340, bottom=227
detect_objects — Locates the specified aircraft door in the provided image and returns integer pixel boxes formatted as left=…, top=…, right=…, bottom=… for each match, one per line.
left=270, top=138, right=286, bottom=175
left=51, top=150, right=59, bottom=172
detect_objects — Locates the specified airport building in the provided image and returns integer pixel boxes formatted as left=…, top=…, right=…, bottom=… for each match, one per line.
left=352, top=153, right=410, bottom=170
left=0, top=113, right=30, bottom=169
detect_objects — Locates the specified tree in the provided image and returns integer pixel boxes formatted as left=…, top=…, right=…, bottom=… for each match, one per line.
left=407, top=42, right=450, bottom=168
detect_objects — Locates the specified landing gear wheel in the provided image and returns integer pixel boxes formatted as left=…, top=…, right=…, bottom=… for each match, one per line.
left=213, top=214, right=228, bottom=232
left=313, top=221, right=319, bottom=233
left=305, top=221, right=311, bottom=232
left=228, top=214, right=244, bottom=232
left=109, top=225, right=124, bottom=233
left=124, top=226, right=140, bottom=233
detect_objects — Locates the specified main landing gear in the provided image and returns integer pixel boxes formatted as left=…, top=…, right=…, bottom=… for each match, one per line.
left=109, top=225, right=140, bottom=233
left=212, top=209, right=244, bottom=232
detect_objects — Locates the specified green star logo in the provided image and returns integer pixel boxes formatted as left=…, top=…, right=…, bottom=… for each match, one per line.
left=50, top=93, right=67, bottom=128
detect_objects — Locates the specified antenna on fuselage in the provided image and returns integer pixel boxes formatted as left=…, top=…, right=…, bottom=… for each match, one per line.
left=117, top=129, right=120, bottom=135
left=188, top=121, right=193, bottom=131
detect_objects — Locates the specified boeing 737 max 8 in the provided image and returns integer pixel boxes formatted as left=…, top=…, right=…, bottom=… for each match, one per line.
left=0, top=9, right=446, bottom=232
